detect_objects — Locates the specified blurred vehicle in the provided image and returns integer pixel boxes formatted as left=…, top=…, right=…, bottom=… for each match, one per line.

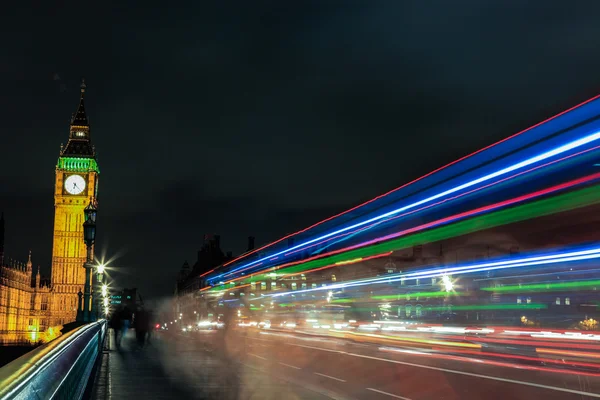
left=258, top=320, right=271, bottom=329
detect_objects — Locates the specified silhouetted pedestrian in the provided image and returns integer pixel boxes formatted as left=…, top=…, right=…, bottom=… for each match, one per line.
left=109, top=307, right=123, bottom=348
left=146, top=310, right=155, bottom=344
left=134, top=306, right=150, bottom=348
left=120, top=306, right=132, bottom=346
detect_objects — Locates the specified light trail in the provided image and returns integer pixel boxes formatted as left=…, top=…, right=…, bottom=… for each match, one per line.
left=279, top=142, right=600, bottom=261
left=211, top=176, right=600, bottom=290
left=264, top=246, right=600, bottom=298
left=215, top=93, right=600, bottom=271
left=205, top=252, right=392, bottom=291
left=210, top=131, right=600, bottom=282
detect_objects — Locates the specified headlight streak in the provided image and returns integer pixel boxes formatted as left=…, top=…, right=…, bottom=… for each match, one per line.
left=209, top=131, right=600, bottom=282
left=379, top=347, right=600, bottom=372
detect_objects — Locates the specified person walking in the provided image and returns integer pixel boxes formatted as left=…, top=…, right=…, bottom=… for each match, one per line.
left=109, top=307, right=123, bottom=349
left=134, top=306, right=150, bottom=348
left=120, top=306, right=132, bottom=346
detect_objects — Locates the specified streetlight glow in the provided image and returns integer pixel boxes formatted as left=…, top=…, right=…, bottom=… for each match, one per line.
left=442, top=275, right=454, bottom=292
left=96, top=263, right=106, bottom=274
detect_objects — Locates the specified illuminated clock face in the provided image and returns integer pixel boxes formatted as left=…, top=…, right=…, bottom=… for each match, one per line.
left=64, top=175, right=86, bottom=195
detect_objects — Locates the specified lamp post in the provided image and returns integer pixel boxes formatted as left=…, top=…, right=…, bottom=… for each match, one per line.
left=81, top=200, right=97, bottom=322
left=94, top=263, right=105, bottom=321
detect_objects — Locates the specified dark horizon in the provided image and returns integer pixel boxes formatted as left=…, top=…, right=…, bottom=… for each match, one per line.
left=3, top=2, right=600, bottom=300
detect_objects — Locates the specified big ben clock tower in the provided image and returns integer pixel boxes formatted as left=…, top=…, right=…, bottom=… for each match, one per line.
left=50, top=79, right=99, bottom=325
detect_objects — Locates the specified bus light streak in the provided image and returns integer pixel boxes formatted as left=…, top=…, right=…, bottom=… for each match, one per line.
left=209, top=131, right=600, bottom=282
left=213, top=93, right=600, bottom=273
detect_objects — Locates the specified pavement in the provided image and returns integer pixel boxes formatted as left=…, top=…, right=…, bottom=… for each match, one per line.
left=91, top=327, right=600, bottom=400
left=91, top=329, right=333, bottom=399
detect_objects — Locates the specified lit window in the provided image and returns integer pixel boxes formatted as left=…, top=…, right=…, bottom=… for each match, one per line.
left=251, top=282, right=256, bottom=289
left=301, top=274, right=306, bottom=281
left=526, top=297, right=531, bottom=304
left=388, top=269, right=394, bottom=274
left=431, top=278, right=437, bottom=284
left=517, top=297, right=522, bottom=304
left=311, top=283, right=317, bottom=289
left=260, top=282, right=266, bottom=290
left=331, top=275, right=336, bottom=282
left=565, top=297, right=570, bottom=305
left=555, top=297, right=561, bottom=305
left=291, top=283, right=297, bottom=290
left=271, top=282, right=277, bottom=289
left=301, top=283, right=307, bottom=289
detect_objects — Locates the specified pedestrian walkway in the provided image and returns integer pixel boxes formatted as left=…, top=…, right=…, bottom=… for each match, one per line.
left=91, top=329, right=332, bottom=400
left=92, top=329, right=193, bottom=400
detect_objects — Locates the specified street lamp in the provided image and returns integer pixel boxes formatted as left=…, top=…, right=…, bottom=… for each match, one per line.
left=78, top=200, right=97, bottom=322
left=94, top=263, right=106, bottom=320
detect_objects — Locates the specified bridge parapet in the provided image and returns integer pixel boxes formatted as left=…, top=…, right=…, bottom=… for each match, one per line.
left=0, top=320, right=106, bottom=400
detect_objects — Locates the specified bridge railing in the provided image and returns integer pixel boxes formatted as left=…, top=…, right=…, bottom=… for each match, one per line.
left=0, top=320, right=107, bottom=400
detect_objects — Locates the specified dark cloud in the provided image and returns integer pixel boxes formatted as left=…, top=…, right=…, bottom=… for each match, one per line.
left=2, top=1, right=600, bottom=298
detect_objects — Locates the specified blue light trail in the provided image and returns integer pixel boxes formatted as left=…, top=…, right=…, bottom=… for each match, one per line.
left=263, top=245, right=600, bottom=298
left=209, top=130, right=600, bottom=282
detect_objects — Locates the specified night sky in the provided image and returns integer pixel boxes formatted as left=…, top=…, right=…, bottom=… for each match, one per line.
left=2, top=2, right=600, bottom=301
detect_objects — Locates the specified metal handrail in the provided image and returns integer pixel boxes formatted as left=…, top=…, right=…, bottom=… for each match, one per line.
left=0, top=320, right=106, bottom=400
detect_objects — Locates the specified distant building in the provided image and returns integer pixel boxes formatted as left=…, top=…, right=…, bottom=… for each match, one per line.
left=177, top=234, right=231, bottom=293
left=0, top=215, right=54, bottom=345
left=175, top=234, right=249, bottom=319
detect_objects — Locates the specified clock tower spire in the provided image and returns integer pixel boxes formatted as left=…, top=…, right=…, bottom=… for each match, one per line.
left=61, top=78, right=95, bottom=157
left=50, top=78, right=100, bottom=326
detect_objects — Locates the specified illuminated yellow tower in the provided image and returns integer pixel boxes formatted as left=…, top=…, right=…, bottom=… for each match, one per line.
left=50, top=79, right=99, bottom=325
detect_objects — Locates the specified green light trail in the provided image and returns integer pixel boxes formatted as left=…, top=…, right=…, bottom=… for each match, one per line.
left=424, top=303, right=548, bottom=311
left=371, top=291, right=466, bottom=300
left=209, top=184, right=600, bottom=293
left=481, top=279, right=600, bottom=293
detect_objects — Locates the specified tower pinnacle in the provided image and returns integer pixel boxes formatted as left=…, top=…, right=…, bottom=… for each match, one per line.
left=27, top=250, right=32, bottom=271
left=61, top=78, right=94, bottom=157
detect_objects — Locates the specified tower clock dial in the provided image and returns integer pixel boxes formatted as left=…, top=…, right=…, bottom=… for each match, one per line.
left=64, top=174, right=86, bottom=195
